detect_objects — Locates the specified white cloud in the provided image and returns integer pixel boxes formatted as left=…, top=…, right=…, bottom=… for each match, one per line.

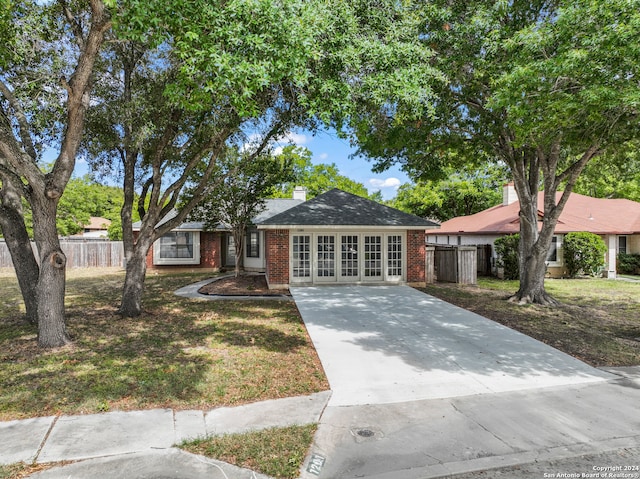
left=369, top=177, right=401, bottom=189
left=318, top=153, right=329, bottom=161
left=277, top=132, right=309, bottom=146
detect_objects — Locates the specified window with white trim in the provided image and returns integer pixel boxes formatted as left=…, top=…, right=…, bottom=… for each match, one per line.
left=153, top=231, right=200, bottom=265
left=364, top=235, right=382, bottom=277
left=387, top=235, right=403, bottom=277
left=292, top=235, right=311, bottom=278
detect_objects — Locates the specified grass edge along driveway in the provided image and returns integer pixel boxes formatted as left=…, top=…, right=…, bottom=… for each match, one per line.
left=421, top=277, right=640, bottom=368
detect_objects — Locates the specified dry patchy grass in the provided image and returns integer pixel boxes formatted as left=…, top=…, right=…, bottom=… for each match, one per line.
left=421, top=277, right=640, bottom=367
left=180, top=424, right=318, bottom=479
left=0, top=269, right=328, bottom=421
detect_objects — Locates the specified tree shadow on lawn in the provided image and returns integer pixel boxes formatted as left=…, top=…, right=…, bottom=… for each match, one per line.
left=0, top=297, right=322, bottom=420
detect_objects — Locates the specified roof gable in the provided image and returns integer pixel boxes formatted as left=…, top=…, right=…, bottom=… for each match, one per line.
left=258, top=188, right=439, bottom=229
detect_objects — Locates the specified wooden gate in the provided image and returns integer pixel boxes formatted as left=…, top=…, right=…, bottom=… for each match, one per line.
left=433, top=245, right=477, bottom=284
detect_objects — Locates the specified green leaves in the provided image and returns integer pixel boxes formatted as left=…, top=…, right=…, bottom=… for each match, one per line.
left=490, top=0, right=640, bottom=148
left=563, top=232, right=608, bottom=278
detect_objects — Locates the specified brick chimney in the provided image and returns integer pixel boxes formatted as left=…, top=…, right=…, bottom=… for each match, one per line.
left=503, top=183, right=518, bottom=206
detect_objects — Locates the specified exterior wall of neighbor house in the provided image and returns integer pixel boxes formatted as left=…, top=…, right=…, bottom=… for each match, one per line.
left=429, top=232, right=635, bottom=278
left=629, top=234, right=640, bottom=254
left=264, top=229, right=290, bottom=288
left=427, top=233, right=501, bottom=247
left=407, top=229, right=426, bottom=285
left=146, top=231, right=222, bottom=271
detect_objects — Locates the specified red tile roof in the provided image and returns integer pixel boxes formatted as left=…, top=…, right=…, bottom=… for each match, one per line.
left=436, top=192, right=640, bottom=235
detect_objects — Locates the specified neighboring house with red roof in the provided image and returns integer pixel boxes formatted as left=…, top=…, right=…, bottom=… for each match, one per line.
left=428, top=184, right=640, bottom=278
left=77, top=216, right=111, bottom=238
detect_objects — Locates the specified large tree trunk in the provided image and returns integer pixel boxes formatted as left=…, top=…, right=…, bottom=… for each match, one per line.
left=31, top=197, right=71, bottom=348
left=512, top=192, right=558, bottom=305
left=119, top=237, right=151, bottom=317
left=0, top=174, right=40, bottom=324
left=507, top=148, right=559, bottom=306
left=506, top=142, right=598, bottom=305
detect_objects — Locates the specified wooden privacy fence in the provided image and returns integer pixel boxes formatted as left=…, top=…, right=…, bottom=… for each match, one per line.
left=431, top=245, right=478, bottom=284
left=0, top=240, right=124, bottom=268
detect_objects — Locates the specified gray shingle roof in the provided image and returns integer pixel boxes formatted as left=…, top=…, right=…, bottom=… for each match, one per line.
left=257, top=189, right=439, bottom=228
left=132, top=198, right=304, bottom=231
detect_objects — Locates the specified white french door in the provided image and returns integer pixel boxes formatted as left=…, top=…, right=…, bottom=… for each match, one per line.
left=291, top=235, right=311, bottom=283
left=363, top=235, right=383, bottom=281
left=386, top=234, right=403, bottom=282
left=315, top=235, right=337, bottom=282
left=340, top=235, right=360, bottom=281
left=290, top=232, right=405, bottom=284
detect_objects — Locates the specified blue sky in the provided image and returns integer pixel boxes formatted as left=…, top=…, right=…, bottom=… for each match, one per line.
left=273, top=128, right=410, bottom=200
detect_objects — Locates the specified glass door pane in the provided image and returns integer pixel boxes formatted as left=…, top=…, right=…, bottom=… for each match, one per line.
left=340, top=235, right=359, bottom=280
left=292, top=235, right=311, bottom=280
left=316, top=235, right=336, bottom=280
left=364, top=235, right=382, bottom=279
left=387, top=235, right=403, bottom=280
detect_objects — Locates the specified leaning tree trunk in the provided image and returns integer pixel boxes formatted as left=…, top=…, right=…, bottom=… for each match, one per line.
left=31, top=197, right=72, bottom=348
left=0, top=175, right=39, bottom=324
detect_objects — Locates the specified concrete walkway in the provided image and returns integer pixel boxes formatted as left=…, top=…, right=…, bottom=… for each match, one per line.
left=289, top=285, right=640, bottom=479
left=0, top=391, right=330, bottom=478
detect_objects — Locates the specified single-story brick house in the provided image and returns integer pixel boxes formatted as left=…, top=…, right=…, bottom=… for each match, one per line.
left=428, top=184, right=640, bottom=278
left=257, top=188, right=439, bottom=288
left=139, top=188, right=439, bottom=288
left=133, top=188, right=306, bottom=272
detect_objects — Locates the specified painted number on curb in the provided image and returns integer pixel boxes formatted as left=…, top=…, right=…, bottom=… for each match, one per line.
left=306, top=453, right=326, bottom=476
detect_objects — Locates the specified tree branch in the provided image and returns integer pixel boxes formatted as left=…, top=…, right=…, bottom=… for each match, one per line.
left=0, top=81, right=37, bottom=160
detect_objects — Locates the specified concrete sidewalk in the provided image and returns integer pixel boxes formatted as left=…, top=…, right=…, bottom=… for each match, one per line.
left=0, top=391, right=330, bottom=478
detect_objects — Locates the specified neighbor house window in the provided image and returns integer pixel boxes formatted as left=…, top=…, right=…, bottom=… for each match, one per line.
left=153, top=231, right=200, bottom=265
left=246, top=231, right=260, bottom=258
left=619, top=236, right=628, bottom=254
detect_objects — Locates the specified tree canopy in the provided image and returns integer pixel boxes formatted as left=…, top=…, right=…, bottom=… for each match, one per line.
left=269, top=146, right=378, bottom=200
left=351, top=0, right=640, bottom=304
left=391, top=165, right=505, bottom=221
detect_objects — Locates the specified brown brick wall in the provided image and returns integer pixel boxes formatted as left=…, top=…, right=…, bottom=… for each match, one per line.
left=265, top=229, right=289, bottom=287
left=407, top=230, right=426, bottom=283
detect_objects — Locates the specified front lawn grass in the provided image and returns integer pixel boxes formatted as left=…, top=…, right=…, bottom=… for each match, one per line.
left=180, top=424, right=318, bottom=479
left=0, top=268, right=328, bottom=421
left=421, top=277, right=640, bottom=367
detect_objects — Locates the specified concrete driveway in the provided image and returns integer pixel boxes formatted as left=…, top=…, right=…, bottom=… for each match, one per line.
left=292, top=286, right=640, bottom=479
left=291, top=285, right=612, bottom=407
